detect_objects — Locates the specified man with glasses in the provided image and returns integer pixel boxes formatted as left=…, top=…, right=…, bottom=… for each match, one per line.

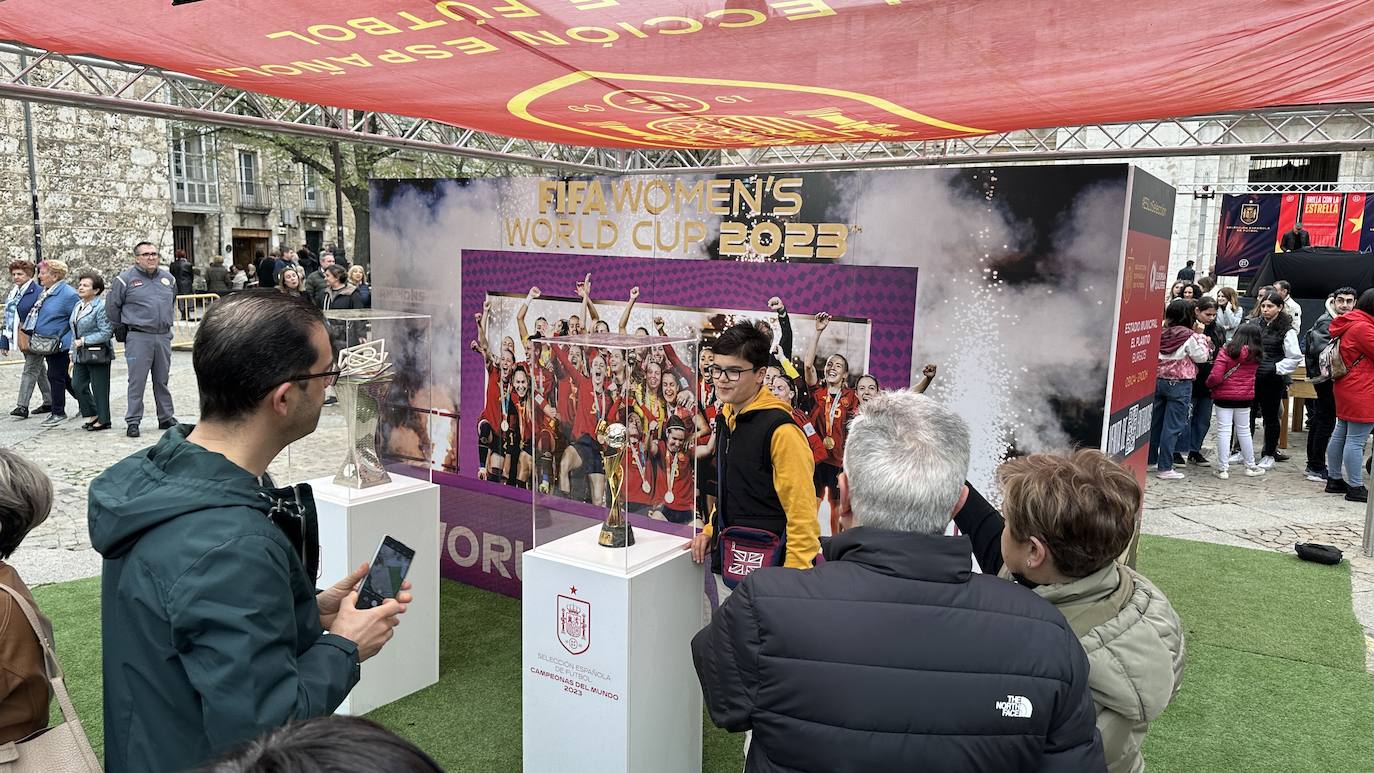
left=688, top=323, right=819, bottom=601
left=107, top=241, right=177, bottom=438
left=88, top=290, right=411, bottom=772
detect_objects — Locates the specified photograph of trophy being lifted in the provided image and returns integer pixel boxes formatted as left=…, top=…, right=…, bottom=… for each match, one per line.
left=597, top=420, right=635, bottom=548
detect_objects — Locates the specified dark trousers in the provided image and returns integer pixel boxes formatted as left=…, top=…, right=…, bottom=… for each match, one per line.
left=1306, top=380, right=1337, bottom=472
left=44, top=350, right=70, bottom=417
left=1252, top=376, right=1286, bottom=458
left=71, top=361, right=111, bottom=425
left=1188, top=387, right=1214, bottom=454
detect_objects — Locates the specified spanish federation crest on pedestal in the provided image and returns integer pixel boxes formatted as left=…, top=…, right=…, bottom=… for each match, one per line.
left=334, top=339, right=396, bottom=489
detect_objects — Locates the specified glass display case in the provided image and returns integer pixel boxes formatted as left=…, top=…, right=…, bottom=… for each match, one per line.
left=278, top=309, right=433, bottom=500
left=529, top=332, right=702, bottom=573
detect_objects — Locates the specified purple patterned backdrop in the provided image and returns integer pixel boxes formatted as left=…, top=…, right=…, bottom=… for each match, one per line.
left=450, top=248, right=917, bottom=595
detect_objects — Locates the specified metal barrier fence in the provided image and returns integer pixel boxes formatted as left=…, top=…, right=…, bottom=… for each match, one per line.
left=172, top=293, right=220, bottom=350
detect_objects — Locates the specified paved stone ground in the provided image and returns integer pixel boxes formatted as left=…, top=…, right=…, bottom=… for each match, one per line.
left=4, top=357, right=1372, bottom=661
left=1139, top=420, right=1374, bottom=669
left=0, top=350, right=346, bottom=584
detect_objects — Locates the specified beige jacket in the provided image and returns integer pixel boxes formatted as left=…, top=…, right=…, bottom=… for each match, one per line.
left=1033, top=563, right=1186, bottom=773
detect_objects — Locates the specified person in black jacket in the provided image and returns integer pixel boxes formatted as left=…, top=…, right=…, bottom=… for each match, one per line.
left=692, top=390, right=1104, bottom=773
left=1303, top=287, right=1358, bottom=481
left=1280, top=223, right=1311, bottom=252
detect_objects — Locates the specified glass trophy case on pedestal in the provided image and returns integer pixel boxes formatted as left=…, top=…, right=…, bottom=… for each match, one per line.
left=278, top=309, right=434, bottom=499
left=529, top=332, right=702, bottom=573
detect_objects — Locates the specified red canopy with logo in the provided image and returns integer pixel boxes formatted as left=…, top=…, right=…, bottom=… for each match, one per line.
left=2, top=0, right=1373, bottom=148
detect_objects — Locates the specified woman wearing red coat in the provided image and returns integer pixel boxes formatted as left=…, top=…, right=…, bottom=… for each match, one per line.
left=1325, top=289, right=1374, bottom=503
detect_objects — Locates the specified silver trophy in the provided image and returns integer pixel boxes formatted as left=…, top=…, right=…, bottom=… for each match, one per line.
left=334, top=339, right=395, bottom=489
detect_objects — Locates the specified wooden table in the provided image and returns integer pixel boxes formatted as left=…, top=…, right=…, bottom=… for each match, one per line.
left=1284, top=367, right=1317, bottom=450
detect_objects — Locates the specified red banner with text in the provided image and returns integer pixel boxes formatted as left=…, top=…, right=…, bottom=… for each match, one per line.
left=4, top=1, right=1374, bottom=148
left=1105, top=170, right=1174, bottom=489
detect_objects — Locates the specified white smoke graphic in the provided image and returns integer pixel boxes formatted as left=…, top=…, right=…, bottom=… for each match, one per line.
left=832, top=170, right=1124, bottom=491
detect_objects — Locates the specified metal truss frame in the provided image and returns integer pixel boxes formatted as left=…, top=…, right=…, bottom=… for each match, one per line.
left=4, top=42, right=1374, bottom=175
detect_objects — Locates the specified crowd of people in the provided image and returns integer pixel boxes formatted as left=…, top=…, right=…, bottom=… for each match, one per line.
left=0, top=255, right=1365, bottom=771
left=1153, top=276, right=1373, bottom=502
left=0, top=242, right=373, bottom=437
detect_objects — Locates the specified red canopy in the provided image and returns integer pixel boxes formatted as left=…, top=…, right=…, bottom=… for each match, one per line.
left=3, top=1, right=1373, bottom=149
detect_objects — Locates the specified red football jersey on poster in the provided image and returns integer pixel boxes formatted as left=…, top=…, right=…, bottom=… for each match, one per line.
left=809, top=385, right=860, bottom=467
left=792, top=407, right=829, bottom=464
left=625, top=436, right=656, bottom=506
left=653, top=446, right=695, bottom=511
left=482, top=364, right=508, bottom=429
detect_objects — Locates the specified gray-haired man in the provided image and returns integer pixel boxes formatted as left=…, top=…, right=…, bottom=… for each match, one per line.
left=107, top=242, right=176, bottom=438
left=692, top=390, right=1104, bottom=772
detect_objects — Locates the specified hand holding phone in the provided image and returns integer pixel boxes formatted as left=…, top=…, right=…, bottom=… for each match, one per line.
left=355, top=536, right=415, bottom=609
left=328, top=536, right=415, bottom=662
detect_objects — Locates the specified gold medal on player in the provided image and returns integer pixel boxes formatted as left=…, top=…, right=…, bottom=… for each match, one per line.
left=824, top=436, right=835, bottom=450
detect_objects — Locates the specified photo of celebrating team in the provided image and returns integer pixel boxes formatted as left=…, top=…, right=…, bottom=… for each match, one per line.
left=470, top=272, right=934, bottom=530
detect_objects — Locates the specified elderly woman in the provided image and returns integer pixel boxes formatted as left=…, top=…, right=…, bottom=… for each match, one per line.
left=23, top=260, right=79, bottom=428
left=70, top=271, right=115, bottom=431
left=0, top=448, right=54, bottom=743
left=1, top=260, right=53, bottom=418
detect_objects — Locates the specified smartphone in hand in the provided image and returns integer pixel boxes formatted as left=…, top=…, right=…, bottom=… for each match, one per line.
left=355, top=536, right=415, bottom=610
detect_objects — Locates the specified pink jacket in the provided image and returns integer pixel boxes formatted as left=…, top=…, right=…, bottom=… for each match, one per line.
left=1206, top=345, right=1259, bottom=401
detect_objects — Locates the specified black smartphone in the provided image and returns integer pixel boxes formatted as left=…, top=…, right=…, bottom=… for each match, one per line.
left=354, top=536, right=415, bottom=610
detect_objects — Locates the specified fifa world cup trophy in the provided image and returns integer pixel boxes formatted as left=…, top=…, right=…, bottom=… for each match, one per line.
left=597, top=421, right=635, bottom=548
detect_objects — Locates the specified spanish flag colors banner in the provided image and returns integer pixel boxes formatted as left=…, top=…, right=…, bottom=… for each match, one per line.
left=3, top=0, right=1374, bottom=148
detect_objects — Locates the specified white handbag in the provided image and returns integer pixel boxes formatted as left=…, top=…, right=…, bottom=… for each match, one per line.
left=0, top=584, right=101, bottom=772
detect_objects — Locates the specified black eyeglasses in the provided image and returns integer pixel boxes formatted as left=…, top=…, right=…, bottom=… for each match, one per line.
left=136, top=251, right=159, bottom=258
left=705, top=365, right=760, bottom=382
left=291, top=369, right=342, bottom=387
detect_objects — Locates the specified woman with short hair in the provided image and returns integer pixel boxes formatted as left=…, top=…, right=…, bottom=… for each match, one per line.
left=23, top=260, right=79, bottom=427
left=0, top=448, right=55, bottom=744
left=1, top=259, right=52, bottom=418
left=70, top=271, right=115, bottom=431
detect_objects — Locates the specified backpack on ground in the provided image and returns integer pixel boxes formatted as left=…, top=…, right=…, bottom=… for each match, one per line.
left=1316, top=335, right=1364, bottom=382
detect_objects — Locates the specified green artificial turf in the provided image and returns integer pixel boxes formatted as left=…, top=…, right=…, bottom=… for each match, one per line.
left=1135, top=536, right=1374, bottom=772
left=28, top=534, right=1374, bottom=771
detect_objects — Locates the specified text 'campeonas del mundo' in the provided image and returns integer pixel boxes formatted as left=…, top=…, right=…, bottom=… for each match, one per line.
left=502, top=177, right=850, bottom=260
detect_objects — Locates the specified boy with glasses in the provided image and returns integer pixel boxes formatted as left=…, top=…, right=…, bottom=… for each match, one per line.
left=688, top=323, right=819, bottom=601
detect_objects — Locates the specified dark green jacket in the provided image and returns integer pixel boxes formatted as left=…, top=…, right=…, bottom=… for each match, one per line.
left=88, top=426, right=359, bottom=773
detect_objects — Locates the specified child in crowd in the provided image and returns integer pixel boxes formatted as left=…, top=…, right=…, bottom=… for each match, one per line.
left=1206, top=324, right=1265, bottom=479
left=954, top=449, right=1186, bottom=773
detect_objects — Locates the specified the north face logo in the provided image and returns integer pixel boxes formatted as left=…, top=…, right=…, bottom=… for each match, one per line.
left=996, top=695, right=1033, bottom=718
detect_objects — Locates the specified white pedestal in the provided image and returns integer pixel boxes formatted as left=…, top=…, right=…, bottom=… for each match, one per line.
left=522, top=525, right=703, bottom=773
left=311, top=475, right=440, bottom=716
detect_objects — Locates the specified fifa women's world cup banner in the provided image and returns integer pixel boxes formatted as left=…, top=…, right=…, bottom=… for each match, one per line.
left=369, top=165, right=1172, bottom=595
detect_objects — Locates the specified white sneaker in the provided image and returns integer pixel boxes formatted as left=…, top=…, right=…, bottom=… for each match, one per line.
left=1157, top=470, right=1186, bottom=480
left=1229, top=451, right=1242, bottom=463
left=1245, top=465, right=1266, bottom=477
left=1258, top=456, right=1276, bottom=469
left=1214, top=469, right=1229, bottom=480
